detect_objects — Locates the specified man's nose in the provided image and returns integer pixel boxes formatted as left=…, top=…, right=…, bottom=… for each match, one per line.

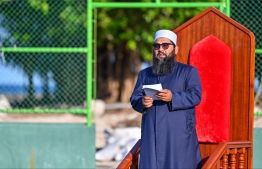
left=159, top=45, right=165, bottom=51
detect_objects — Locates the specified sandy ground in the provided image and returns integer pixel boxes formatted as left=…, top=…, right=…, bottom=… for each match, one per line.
left=1, top=110, right=262, bottom=169
left=254, top=116, right=262, bottom=128
left=96, top=160, right=119, bottom=169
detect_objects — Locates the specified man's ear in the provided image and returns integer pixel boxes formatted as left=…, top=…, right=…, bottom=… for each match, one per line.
left=175, top=46, right=179, bottom=54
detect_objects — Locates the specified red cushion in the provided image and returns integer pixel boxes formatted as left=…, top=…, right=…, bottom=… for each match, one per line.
left=189, top=34, right=231, bottom=142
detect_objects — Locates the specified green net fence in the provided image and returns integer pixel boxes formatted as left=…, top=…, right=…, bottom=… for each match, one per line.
left=0, top=0, right=261, bottom=122
left=231, top=0, right=262, bottom=113
left=0, top=0, right=90, bottom=119
left=0, top=0, right=226, bottom=125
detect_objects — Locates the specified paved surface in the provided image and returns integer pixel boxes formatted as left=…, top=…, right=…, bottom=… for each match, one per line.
left=96, top=161, right=119, bottom=169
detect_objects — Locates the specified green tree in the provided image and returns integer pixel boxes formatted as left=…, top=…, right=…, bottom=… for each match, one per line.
left=95, top=0, right=222, bottom=102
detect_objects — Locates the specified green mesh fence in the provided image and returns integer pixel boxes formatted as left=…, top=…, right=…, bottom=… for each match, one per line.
left=1, top=52, right=86, bottom=107
left=231, top=0, right=262, bottom=113
left=0, top=0, right=91, bottom=124
left=1, top=0, right=261, bottom=122
left=0, top=0, right=227, bottom=125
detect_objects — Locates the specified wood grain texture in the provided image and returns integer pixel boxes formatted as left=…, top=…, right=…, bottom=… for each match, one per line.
left=174, top=7, right=255, bottom=168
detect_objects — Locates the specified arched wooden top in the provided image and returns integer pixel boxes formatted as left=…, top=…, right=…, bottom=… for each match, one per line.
left=174, top=7, right=255, bottom=66
left=175, top=7, right=255, bottom=38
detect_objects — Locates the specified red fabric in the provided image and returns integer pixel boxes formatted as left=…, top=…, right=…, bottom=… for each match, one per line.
left=189, top=34, right=231, bottom=143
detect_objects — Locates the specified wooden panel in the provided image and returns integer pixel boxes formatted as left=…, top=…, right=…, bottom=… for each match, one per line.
left=199, top=143, right=219, bottom=163
left=173, top=7, right=255, bottom=168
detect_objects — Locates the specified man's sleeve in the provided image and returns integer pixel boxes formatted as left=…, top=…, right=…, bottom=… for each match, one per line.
left=169, top=66, right=202, bottom=110
left=130, top=72, right=146, bottom=113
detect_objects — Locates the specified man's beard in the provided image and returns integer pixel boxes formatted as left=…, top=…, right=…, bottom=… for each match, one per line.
left=152, top=50, right=175, bottom=75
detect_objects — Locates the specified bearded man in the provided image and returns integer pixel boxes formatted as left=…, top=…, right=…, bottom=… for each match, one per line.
left=130, top=29, right=203, bottom=169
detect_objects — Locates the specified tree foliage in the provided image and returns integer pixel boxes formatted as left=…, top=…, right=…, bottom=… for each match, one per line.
left=94, top=0, right=222, bottom=102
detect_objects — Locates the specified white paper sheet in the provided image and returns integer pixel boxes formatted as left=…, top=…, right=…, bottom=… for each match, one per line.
left=142, top=83, right=162, bottom=100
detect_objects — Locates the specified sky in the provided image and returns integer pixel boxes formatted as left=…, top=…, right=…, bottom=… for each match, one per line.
left=0, top=60, right=29, bottom=86
left=0, top=59, right=55, bottom=87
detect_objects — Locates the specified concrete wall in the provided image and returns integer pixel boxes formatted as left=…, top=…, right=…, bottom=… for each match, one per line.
left=254, top=128, right=262, bottom=168
left=0, top=123, right=95, bottom=169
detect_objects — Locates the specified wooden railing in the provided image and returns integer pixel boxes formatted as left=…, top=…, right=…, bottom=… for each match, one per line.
left=202, top=141, right=252, bottom=169
left=116, top=140, right=252, bottom=169
left=116, top=139, right=141, bottom=169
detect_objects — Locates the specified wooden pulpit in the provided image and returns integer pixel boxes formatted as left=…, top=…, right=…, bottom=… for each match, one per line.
left=117, top=7, right=255, bottom=169
left=174, top=7, right=255, bottom=168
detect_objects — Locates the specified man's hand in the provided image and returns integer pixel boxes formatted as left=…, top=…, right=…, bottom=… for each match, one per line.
left=156, top=89, right=172, bottom=102
left=142, top=96, right=153, bottom=108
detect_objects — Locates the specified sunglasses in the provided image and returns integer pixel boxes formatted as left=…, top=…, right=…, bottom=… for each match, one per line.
left=153, top=43, right=175, bottom=50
